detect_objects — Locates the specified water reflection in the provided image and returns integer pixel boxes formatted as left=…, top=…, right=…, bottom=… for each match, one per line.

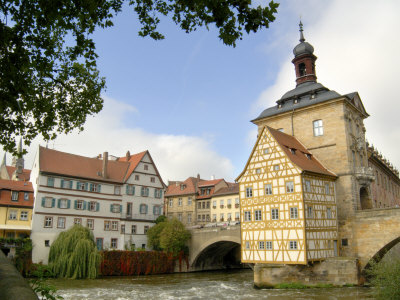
left=49, top=269, right=374, bottom=300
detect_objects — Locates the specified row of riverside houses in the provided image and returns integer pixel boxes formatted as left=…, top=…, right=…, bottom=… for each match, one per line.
left=29, top=146, right=165, bottom=263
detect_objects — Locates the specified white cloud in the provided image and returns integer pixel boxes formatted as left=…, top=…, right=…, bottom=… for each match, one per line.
left=2, top=96, right=234, bottom=183
left=251, top=0, right=400, bottom=170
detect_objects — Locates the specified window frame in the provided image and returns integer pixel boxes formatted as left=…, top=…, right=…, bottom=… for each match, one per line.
left=44, top=216, right=53, bottom=228
left=11, top=191, right=18, bottom=201
left=87, top=219, right=94, bottom=230
left=289, top=240, right=298, bottom=250
left=271, top=208, right=279, bottom=220
left=286, top=181, right=294, bottom=193
left=265, top=184, right=273, bottom=195
left=246, top=187, right=253, bottom=198
left=313, top=119, right=324, bottom=136
left=244, top=211, right=251, bottom=222
left=290, top=207, right=298, bottom=219
left=254, top=209, right=262, bottom=221
left=20, top=211, right=28, bottom=221
left=57, top=217, right=66, bottom=229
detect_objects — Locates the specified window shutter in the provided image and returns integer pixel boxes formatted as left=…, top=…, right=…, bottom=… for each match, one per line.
left=60, top=179, right=64, bottom=188
left=87, top=202, right=91, bottom=211
left=141, top=187, right=144, bottom=196
left=154, top=189, right=156, bottom=198
left=67, top=200, right=71, bottom=209
left=57, top=199, right=61, bottom=208
left=41, top=197, right=46, bottom=207
left=132, top=186, right=135, bottom=195
left=119, top=205, right=122, bottom=213
left=153, top=206, right=156, bottom=215
left=126, top=185, right=129, bottom=195
left=52, top=198, right=56, bottom=207
left=96, top=202, right=100, bottom=211
left=74, top=200, right=77, bottom=209
left=145, top=205, right=148, bottom=214
left=110, top=204, right=113, bottom=212
left=98, top=184, right=101, bottom=193
left=69, top=181, right=73, bottom=189
left=90, top=183, right=93, bottom=191
left=76, top=181, right=80, bottom=189
left=83, top=201, right=87, bottom=210
left=85, top=182, right=88, bottom=190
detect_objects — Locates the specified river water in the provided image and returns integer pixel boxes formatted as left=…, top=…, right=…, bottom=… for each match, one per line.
left=50, top=270, right=374, bottom=300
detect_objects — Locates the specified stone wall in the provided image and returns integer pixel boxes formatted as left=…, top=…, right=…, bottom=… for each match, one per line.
left=254, top=257, right=360, bottom=288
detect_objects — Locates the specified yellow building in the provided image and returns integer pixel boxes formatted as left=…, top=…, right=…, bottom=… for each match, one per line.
left=210, top=183, right=240, bottom=223
left=237, top=126, right=338, bottom=264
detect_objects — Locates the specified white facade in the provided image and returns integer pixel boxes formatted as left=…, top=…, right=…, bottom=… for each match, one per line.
left=30, top=148, right=164, bottom=263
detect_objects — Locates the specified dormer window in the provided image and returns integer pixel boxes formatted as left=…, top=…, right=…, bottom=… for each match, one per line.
left=305, top=153, right=312, bottom=160
left=180, top=184, right=186, bottom=190
left=299, top=63, right=306, bottom=76
left=290, top=148, right=296, bottom=155
left=294, top=98, right=298, bottom=104
left=278, top=103, right=282, bottom=109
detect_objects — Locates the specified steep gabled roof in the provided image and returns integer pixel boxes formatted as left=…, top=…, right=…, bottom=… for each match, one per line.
left=0, top=179, right=33, bottom=192
left=6, top=166, right=31, bottom=181
left=165, top=177, right=202, bottom=197
left=39, top=146, right=129, bottom=183
left=213, top=183, right=239, bottom=197
left=267, top=127, right=336, bottom=177
left=198, top=179, right=224, bottom=187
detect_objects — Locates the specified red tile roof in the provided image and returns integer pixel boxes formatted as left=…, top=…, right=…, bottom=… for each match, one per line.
left=117, top=151, right=147, bottom=181
left=39, top=147, right=129, bottom=183
left=6, top=166, right=31, bottom=181
left=267, top=127, right=336, bottom=177
left=0, top=179, right=33, bottom=192
left=198, top=179, right=223, bottom=187
left=213, top=183, right=239, bottom=196
left=165, top=177, right=202, bottom=197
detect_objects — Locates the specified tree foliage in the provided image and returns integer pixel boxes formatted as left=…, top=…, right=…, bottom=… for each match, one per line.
left=48, top=225, right=101, bottom=279
left=147, top=220, right=167, bottom=250
left=367, top=257, right=400, bottom=300
left=159, top=218, right=191, bottom=255
left=0, top=0, right=279, bottom=155
left=155, top=215, right=167, bottom=224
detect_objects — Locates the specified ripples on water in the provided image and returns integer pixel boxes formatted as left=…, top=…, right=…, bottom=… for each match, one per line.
left=50, top=269, right=374, bottom=300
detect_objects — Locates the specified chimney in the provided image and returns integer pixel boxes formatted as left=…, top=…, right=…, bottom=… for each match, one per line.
left=211, top=175, right=215, bottom=180
left=126, top=150, right=131, bottom=161
left=102, top=152, right=108, bottom=179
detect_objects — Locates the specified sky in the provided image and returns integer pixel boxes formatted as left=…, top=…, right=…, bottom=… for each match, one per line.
left=2, top=0, right=400, bottom=184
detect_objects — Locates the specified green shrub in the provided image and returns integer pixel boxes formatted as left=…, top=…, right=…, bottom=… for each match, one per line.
left=367, top=258, right=400, bottom=300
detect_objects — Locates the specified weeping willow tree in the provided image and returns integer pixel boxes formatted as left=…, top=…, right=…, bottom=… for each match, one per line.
left=48, top=225, right=101, bottom=279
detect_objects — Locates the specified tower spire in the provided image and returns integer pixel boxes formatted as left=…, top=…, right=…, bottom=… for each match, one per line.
left=299, top=21, right=305, bottom=42
left=1, top=153, right=6, bottom=167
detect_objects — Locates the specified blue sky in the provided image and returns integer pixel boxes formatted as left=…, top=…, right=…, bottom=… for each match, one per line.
left=3, top=0, right=400, bottom=183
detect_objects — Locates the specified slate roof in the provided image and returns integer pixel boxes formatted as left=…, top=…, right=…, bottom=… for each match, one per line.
left=267, top=127, right=336, bottom=177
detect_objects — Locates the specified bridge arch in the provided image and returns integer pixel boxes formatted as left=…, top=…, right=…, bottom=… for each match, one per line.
left=363, top=236, right=400, bottom=272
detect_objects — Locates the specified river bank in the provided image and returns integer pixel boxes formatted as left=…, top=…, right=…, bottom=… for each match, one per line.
left=49, top=269, right=374, bottom=300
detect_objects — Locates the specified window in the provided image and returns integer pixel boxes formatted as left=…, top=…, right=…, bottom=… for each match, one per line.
left=264, top=148, right=269, bottom=154
left=259, top=241, right=265, bottom=250
left=198, top=202, right=201, bottom=209
left=271, top=208, right=279, bottom=220
left=111, top=221, right=118, bottom=231
left=313, top=120, right=324, bottom=136
left=290, top=148, right=296, bottom=155
left=305, top=180, right=311, bottom=192
left=266, top=241, right=273, bottom=250
left=47, top=177, right=54, bottom=187
left=245, top=241, right=250, bottom=250
left=135, top=175, right=140, bottom=180
left=256, top=168, right=261, bottom=174
left=140, top=204, right=148, bottom=214
left=20, top=211, right=28, bottom=221
left=188, top=197, right=192, bottom=206
left=178, top=198, right=182, bottom=206
left=74, top=218, right=82, bottom=225
left=150, top=177, right=155, bottom=183
left=61, top=179, right=73, bottom=189
left=45, top=240, right=50, bottom=247
left=244, top=211, right=251, bottom=222
left=273, top=165, right=280, bottom=171
left=87, top=219, right=94, bottom=230
left=178, top=213, right=182, bottom=222
left=44, top=217, right=53, bottom=228
left=220, top=213, right=224, bottom=221
left=305, top=153, right=312, bottom=160
left=89, top=201, right=98, bottom=212
left=286, top=181, right=294, bottom=193
left=144, top=226, right=149, bottom=234
left=111, top=204, right=121, bottom=213
left=121, top=225, right=125, bottom=234
left=126, top=185, right=135, bottom=195
left=11, top=191, right=18, bottom=201
left=299, top=62, right=306, bottom=76
left=202, top=202, right=205, bottom=209
left=227, top=199, right=231, bottom=208
left=212, top=214, right=217, bottom=222
left=8, top=210, right=17, bottom=220
left=141, top=187, right=149, bottom=197
left=235, top=198, right=239, bottom=208
left=227, top=213, right=232, bottom=221
left=265, top=184, right=273, bottom=195
left=76, top=200, right=85, bottom=210
left=289, top=241, right=298, bottom=250
left=342, top=239, right=348, bottom=246
left=155, top=189, right=162, bottom=198
left=111, top=238, right=118, bottom=249
left=187, top=214, right=192, bottom=224
left=290, top=207, right=298, bottom=219
left=254, top=210, right=262, bottom=221
left=207, top=201, right=210, bottom=209
left=77, top=182, right=86, bottom=190
left=327, top=207, right=332, bottom=219
left=220, top=200, right=224, bottom=208
left=235, top=212, right=240, bottom=221
left=144, top=164, right=148, bottom=171
left=58, top=199, right=69, bottom=209
left=198, top=215, right=201, bottom=221
left=169, top=199, right=173, bottom=207
left=307, top=206, right=313, bottom=218
left=42, top=197, right=54, bottom=208
left=104, top=221, right=110, bottom=231
left=114, top=186, right=121, bottom=195
left=24, top=192, right=29, bottom=201
left=325, top=183, right=330, bottom=195
left=131, top=225, right=137, bottom=234
left=246, top=187, right=253, bottom=198
left=212, top=200, right=216, bottom=208
left=153, top=205, right=161, bottom=216
left=181, top=184, right=186, bottom=191
left=57, top=217, right=65, bottom=228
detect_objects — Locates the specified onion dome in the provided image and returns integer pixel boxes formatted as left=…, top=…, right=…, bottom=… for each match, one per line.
left=293, top=21, right=314, bottom=57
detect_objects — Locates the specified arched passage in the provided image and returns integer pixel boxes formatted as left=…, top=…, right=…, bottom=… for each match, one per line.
left=191, top=241, right=242, bottom=271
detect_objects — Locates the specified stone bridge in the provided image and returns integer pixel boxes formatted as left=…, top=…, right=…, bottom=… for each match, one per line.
left=187, top=225, right=242, bottom=271
left=352, top=207, right=400, bottom=271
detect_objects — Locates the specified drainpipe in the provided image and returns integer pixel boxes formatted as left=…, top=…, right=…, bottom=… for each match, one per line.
left=291, top=109, right=295, bottom=136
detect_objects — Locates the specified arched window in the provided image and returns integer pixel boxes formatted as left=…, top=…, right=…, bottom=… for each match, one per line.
left=299, top=63, right=306, bottom=76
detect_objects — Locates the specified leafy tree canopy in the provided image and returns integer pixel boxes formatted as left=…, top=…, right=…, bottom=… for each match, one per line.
left=159, top=218, right=191, bottom=255
left=147, top=220, right=167, bottom=250
left=0, top=0, right=279, bottom=155
left=155, top=215, right=167, bottom=224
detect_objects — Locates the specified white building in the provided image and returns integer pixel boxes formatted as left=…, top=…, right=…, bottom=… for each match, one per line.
left=30, top=147, right=165, bottom=263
